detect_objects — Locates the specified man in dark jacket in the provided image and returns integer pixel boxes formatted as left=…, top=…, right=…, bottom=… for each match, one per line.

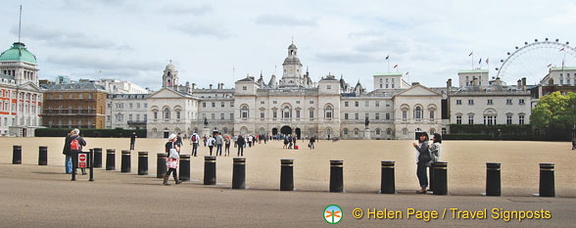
left=69, top=129, right=87, bottom=177
left=62, top=130, right=74, bottom=174
left=236, top=135, right=246, bottom=156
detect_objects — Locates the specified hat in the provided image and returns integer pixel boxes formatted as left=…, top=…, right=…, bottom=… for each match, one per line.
left=168, top=134, right=177, bottom=140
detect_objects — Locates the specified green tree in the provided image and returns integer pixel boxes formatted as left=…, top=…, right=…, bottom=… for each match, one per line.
left=531, top=91, right=576, bottom=138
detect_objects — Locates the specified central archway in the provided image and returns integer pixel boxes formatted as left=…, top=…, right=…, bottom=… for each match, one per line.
left=280, top=126, right=292, bottom=135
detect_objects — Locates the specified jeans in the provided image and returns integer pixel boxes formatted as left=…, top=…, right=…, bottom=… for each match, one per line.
left=65, top=155, right=72, bottom=174
left=416, top=163, right=428, bottom=188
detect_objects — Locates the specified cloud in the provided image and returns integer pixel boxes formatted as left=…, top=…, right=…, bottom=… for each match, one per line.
left=13, top=25, right=132, bottom=50
left=46, top=54, right=161, bottom=72
left=157, top=4, right=213, bottom=15
left=255, top=14, right=317, bottom=27
left=177, top=22, right=231, bottom=39
left=314, top=51, right=381, bottom=64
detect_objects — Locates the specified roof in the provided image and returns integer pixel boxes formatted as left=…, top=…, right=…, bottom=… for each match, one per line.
left=44, top=82, right=107, bottom=92
left=0, top=42, right=37, bottom=64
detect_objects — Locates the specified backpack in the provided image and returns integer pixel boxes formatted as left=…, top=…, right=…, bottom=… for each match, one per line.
left=191, top=135, right=197, bottom=142
left=70, top=138, right=81, bottom=151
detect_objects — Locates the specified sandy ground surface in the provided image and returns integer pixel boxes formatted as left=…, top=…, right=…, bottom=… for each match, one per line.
left=1, top=137, right=575, bottom=227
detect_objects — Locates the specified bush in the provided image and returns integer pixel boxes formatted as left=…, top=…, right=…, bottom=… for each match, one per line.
left=35, top=128, right=147, bottom=138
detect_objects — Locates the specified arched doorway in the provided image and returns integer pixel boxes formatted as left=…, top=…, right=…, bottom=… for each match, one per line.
left=280, top=126, right=292, bottom=136
left=272, top=128, right=278, bottom=136
left=295, top=128, right=301, bottom=139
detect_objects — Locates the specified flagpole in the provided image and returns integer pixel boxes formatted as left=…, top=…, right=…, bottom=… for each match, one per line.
left=18, top=5, right=22, bottom=43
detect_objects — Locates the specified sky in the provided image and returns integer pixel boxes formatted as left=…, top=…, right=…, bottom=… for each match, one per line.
left=1, top=0, right=576, bottom=91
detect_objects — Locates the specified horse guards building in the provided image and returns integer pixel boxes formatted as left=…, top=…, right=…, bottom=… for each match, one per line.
left=2, top=40, right=574, bottom=139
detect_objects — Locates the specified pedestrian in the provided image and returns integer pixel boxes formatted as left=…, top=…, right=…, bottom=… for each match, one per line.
left=206, top=135, right=216, bottom=156
left=130, top=132, right=137, bottom=150
left=62, top=130, right=74, bottom=174
left=215, top=133, right=224, bottom=156
left=69, top=129, right=87, bottom=176
left=163, top=134, right=182, bottom=185
left=236, top=135, right=246, bottom=156
left=292, top=135, right=297, bottom=148
left=189, top=132, right=199, bottom=157
left=309, top=135, right=316, bottom=149
left=176, top=133, right=183, bottom=148
left=572, top=137, right=576, bottom=150
left=428, top=133, right=442, bottom=193
left=283, top=135, right=289, bottom=149
left=413, top=132, right=430, bottom=194
left=224, top=135, right=231, bottom=156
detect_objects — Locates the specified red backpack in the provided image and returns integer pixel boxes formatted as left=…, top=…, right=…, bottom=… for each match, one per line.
left=70, top=138, right=81, bottom=151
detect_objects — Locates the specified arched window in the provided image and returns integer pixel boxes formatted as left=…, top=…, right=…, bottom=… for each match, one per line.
left=325, top=105, right=333, bottom=119
left=414, top=106, right=422, bottom=120
left=283, top=106, right=291, bottom=119
left=163, top=108, right=170, bottom=120
left=241, top=106, right=249, bottom=119
left=375, top=128, right=381, bottom=135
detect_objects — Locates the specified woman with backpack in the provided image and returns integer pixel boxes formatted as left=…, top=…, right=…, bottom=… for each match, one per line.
left=413, top=132, right=431, bottom=194
left=163, top=134, right=182, bottom=185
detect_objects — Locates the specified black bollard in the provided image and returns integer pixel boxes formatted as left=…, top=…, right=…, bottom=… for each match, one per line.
left=12, top=145, right=22, bottom=164
left=429, top=163, right=435, bottom=192
left=539, top=163, right=555, bottom=197
left=179, top=154, right=191, bottom=181
left=121, top=150, right=131, bottom=173
left=232, top=157, right=246, bottom=189
left=280, top=159, right=294, bottom=191
left=433, top=161, right=448, bottom=195
left=329, top=160, right=344, bottom=192
left=38, top=146, right=48, bottom=166
left=93, top=148, right=102, bottom=168
left=204, top=156, right=217, bottom=185
left=380, top=161, right=395, bottom=194
left=106, top=149, right=116, bottom=170
left=138, top=151, right=148, bottom=175
left=156, top=153, right=167, bottom=178
left=485, top=162, right=501, bottom=196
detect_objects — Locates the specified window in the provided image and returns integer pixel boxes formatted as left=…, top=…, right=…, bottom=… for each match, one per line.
left=430, top=111, right=434, bottom=120
left=414, top=107, right=422, bottom=120
left=260, top=101, right=265, bottom=104
left=296, top=110, right=300, bottom=118
left=221, top=102, right=225, bottom=107
left=365, top=113, right=369, bottom=120
left=273, top=110, right=277, bottom=118
left=327, top=85, right=331, bottom=90
left=283, top=106, right=291, bottom=119
left=355, top=113, right=359, bottom=120
left=386, top=113, right=390, bottom=120
left=211, top=102, right=215, bottom=108
left=309, top=110, right=314, bottom=118
left=230, top=113, right=234, bottom=120
left=325, top=106, right=333, bottom=119
left=375, top=113, right=380, bottom=120
left=519, top=115, right=525, bottom=125
left=487, top=99, right=493, bottom=105
left=468, top=99, right=474, bottom=105
left=468, top=115, right=474, bottom=125
left=355, top=101, right=359, bottom=107
left=375, top=101, right=380, bottom=107
left=506, top=99, right=512, bottom=105
left=202, top=103, right=206, bottom=108
left=230, top=102, right=234, bottom=107
left=153, top=111, right=158, bottom=120
left=211, top=113, right=215, bottom=119
left=456, top=115, right=462, bottom=124
left=163, top=108, right=170, bottom=119
left=344, top=113, right=349, bottom=120
left=344, top=101, right=349, bottom=107
left=260, top=112, right=265, bottom=119
left=456, top=99, right=462, bottom=105
left=519, top=99, right=525, bottom=105
left=506, top=115, right=512, bottom=125
left=365, top=101, right=369, bottom=107
left=309, top=101, right=314, bottom=104
left=402, top=111, right=407, bottom=121
left=241, top=106, right=249, bottom=119
left=484, top=116, right=495, bottom=125
left=242, top=86, right=247, bottom=90
left=176, top=111, right=181, bottom=120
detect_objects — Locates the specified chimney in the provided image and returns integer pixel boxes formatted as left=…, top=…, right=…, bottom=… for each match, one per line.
left=209, top=84, right=213, bottom=89
left=192, top=83, right=197, bottom=90
left=221, top=83, right=225, bottom=89
left=411, top=82, right=420, bottom=86
left=522, top=77, right=526, bottom=90
left=517, top=79, right=521, bottom=87
left=446, top=79, right=452, bottom=88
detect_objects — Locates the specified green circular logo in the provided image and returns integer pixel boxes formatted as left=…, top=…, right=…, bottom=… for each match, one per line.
left=324, top=204, right=343, bottom=224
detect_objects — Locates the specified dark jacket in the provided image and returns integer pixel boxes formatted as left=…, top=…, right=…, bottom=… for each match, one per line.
left=68, top=134, right=87, bottom=152
left=236, top=136, right=246, bottom=146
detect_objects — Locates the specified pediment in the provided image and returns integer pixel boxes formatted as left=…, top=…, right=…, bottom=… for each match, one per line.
left=148, top=88, right=188, bottom=99
left=395, top=85, right=440, bottom=97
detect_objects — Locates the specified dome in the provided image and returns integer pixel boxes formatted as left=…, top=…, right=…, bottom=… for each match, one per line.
left=283, top=56, right=301, bottom=65
left=165, top=60, right=176, bottom=70
left=288, top=43, right=297, bottom=50
left=0, top=42, right=37, bottom=64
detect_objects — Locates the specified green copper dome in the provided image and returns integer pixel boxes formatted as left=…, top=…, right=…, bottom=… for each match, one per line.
left=0, top=42, right=37, bottom=64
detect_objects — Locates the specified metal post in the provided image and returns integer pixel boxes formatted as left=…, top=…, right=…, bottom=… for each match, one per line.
left=232, top=157, right=246, bottom=189
left=38, top=146, right=48, bottom=166
left=106, top=149, right=116, bottom=170
left=380, top=161, right=395, bottom=194
left=485, top=162, right=501, bottom=196
left=138, top=151, right=148, bottom=175
left=329, top=160, right=344, bottom=192
left=156, top=153, right=167, bottom=178
left=88, top=150, right=94, bottom=182
left=433, top=161, right=448, bottom=195
left=12, top=145, right=22, bottom=164
left=93, top=148, right=102, bottom=168
left=280, top=159, right=294, bottom=191
left=204, top=156, right=217, bottom=185
left=539, top=163, right=555, bottom=197
left=179, top=154, right=191, bottom=181
left=121, top=150, right=131, bottom=173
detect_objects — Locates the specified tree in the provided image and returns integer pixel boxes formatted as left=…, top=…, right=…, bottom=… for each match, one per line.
left=531, top=91, right=576, bottom=139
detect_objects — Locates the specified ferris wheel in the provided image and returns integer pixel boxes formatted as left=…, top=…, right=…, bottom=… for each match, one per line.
left=495, top=38, right=576, bottom=85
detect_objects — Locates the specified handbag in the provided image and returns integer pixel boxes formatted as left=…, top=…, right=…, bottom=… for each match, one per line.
left=168, top=142, right=179, bottom=159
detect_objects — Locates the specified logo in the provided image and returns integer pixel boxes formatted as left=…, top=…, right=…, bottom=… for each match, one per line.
left=324, top=204, right=343, bottom=224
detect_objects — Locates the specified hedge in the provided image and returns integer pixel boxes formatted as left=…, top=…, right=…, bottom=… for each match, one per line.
left=35, top=128, right=147, bottom=138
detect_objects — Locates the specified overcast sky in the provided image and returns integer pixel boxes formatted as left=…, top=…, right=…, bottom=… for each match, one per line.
left=1, top=0, right=576, bottom=91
